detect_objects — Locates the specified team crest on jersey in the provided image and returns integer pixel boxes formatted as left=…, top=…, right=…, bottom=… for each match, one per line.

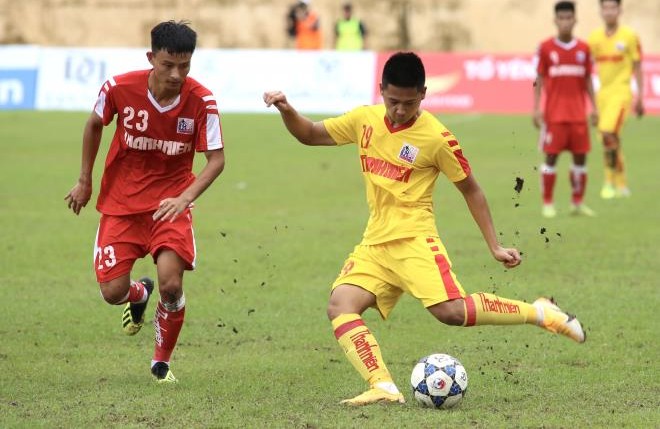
left=398, top=142, right=419, bottom=164
left=616, top=41, right=625, bottom=51
left=550, top=51, right=559, bottom=64
left=177, top=117, right=194, bottom=135
left=575, top=50, right=586, bottom=63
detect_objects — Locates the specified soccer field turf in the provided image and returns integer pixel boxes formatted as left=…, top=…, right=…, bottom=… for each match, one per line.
left=1, top=111, right=658, bottom=428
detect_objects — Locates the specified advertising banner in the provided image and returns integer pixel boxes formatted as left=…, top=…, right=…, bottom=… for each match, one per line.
left=0, top=45, right=40, bottom=110
left=373, top=52, right=660, bottom=115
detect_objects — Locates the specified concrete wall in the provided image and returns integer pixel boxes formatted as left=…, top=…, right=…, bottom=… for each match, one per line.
left=1, top=0, right=658, bottom=53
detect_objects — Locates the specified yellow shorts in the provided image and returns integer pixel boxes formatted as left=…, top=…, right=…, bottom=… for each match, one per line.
left=596, top=90, right=631, bottom=135
left=331, top=236, right=466, bottom=319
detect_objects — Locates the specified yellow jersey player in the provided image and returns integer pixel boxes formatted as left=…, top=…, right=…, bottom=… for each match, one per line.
left=263, top=52, right=585, bottom=406
left=588, top=0, right=644, bottom=199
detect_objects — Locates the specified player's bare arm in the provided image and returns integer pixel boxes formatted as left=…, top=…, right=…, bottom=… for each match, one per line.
left=64, top=112, right=104, bottom=215
left=263, top=90, right=335, bottom=146
left=453, top=174, right=521, bottom=269
left=153, top=148, right=225, bottom=222
left=633, top=60, right=644, bottom=117
left=532, top=75, right=544, bottom=129
left=586, top=75, right=599, bottom=127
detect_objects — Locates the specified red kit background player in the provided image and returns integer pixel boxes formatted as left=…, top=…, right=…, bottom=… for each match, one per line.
left=64, top=20, right=225, bottom=383
left=533, top=1, right=598, bottom=218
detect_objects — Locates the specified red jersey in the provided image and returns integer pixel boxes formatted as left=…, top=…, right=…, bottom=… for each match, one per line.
left=536, top=38, right=592, bottom=123
left=93, top=70, right=223, bottom=215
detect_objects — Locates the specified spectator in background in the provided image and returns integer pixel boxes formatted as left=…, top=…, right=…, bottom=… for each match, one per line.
left=334, top=2, right=367, bottom=51
left=286, top=1, right=302, bottom=48
left=295, top=0, right=322, bottom=50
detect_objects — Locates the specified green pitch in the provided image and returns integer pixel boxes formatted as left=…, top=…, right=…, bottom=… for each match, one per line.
left=1, top=111, right=658, bottom=428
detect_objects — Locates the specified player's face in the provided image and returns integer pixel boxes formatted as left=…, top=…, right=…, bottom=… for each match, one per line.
left=148, top=49, right=193, bottom=91
left=554, top=11, right=576, bottom=37
left=380, top=83, right=426, bottom=126
left=600, top=0, right=620, bottom=26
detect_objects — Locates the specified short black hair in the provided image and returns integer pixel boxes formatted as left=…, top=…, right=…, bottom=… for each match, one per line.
left=382, top=52, right=425, bottom=90
left=600, top=0, right=621, bottom=4
left=151, top=20, right=197, bottom=55
left=555, top=1, right=575, bottom=13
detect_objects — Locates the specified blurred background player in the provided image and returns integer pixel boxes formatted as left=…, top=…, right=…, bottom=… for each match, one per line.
left=64, top=20, right=225, bottom=383
left=588, top=0, right=644, bottom=199
left=533, top=1, right=598, bottom=218
left=334, top=2, right=367, bottom=51
left=295, top=0, right=322, bottom=50
left=264, top=52, right=585, bottom=406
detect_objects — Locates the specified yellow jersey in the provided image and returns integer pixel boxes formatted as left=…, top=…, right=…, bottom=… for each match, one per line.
left=323, top=105, right=470, bottom=245
left=588, top=25, right=642, bottom=96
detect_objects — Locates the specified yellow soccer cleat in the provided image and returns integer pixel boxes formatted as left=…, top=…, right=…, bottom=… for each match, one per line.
left=600, top=184, right=616, bottom=199
left=121, top=277, right=154, bottom=336
left=340, top=386, right=405, bottom=406
left=151, top=362, right=177, bottom=384
left=542, top=204, right=557, bottom=218
left=533, top=297, right=586, bottom=343
left=569, top=204, right=596, bottom=217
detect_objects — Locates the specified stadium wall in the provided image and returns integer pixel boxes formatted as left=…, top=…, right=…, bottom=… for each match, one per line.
left=0, top=0, right=659, bottom=54
left=2, top=46, right=659, bottom=115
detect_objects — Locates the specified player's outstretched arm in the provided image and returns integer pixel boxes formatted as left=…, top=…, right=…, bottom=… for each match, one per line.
left=454, top=174, right=521, bottom=269
left=64, top=112, right=104, bottom=215
left=633, top=60, right=645, bottom=117
left=153, top=148, right=225, bottom=222
left=532, top=75, right=544, bottom=129
left=263, top=90, right=335, bottom=146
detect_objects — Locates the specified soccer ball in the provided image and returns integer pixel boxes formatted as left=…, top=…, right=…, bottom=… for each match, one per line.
left=410, top=353, right=468, bottom=409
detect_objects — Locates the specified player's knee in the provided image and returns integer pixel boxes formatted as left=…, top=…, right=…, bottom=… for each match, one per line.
left=428, top=300, right=465, bottom=326
left=158, top=279, right=183, bottom=304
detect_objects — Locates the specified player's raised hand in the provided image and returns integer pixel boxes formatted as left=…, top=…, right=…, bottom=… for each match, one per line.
left=263, top=91, right=291, bottom=112
left=64, top=180, right=92, bottom=215
left=491, top=246, right=522, bottom=269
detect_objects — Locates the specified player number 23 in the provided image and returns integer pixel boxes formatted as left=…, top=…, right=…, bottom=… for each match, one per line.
left=123, top=106, right=149, bottom=131
left=97, top=245, right=117, bottom=270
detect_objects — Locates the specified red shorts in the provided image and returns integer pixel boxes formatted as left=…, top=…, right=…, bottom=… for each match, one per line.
left=539, top=122, right=591, bottom=155
left=93, top=208, right=196, bottom=283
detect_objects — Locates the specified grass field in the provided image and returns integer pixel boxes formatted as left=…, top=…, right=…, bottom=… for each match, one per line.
left=1, top=110, right=658, bottom=428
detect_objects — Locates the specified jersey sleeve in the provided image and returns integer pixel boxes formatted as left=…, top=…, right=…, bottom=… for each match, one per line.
left=535, top=44, right=547, bottom=77
left=630, top=31, right=642, bottom=62
left=194, top=93, right=223, bottom=152
left=435, top=130, right=471, bottom=182
left=93, top=77, right=118, bottom=126
left=323, top=107, right=363, bottom=146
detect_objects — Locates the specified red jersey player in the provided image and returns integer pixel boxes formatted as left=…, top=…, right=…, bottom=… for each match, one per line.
left=64, top=21, right=225, bottom=383
left=533, top=1, right=598, bottom=218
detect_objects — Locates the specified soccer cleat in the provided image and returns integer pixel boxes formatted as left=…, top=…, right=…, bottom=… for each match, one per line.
left=340, top=386, right=405, bottom=406
left=615, top=187, right=631, bottom=198
left=569, top=204, right=596, bottom=217
left=151, top=361, right=177, bottom=383
left=600, top=184, right=616, bottom=199
left=122, top=277, right=155, bottom=336
left=542, top=204, right=557, bottom=218
left=533, top=297, right=586, bottom=343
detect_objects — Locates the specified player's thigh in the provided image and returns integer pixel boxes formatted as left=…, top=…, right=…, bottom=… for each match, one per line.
left=541, top=123, right=569, bottom=155
left=332, top=244, right=403, bottom=319
left=567, top=122, right=591, bottom=155
left=597, top=92, right=631, bottom=135
left=390, top=236, right=466, bottom=308
left=149, top=207, right=196, bottom=271
left=94, top=214, right=149, bottom=283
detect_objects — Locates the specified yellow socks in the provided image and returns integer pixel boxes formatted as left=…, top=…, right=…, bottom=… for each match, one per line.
left=463, top=293, right=537, bottom=326
left=332, top=313, right=393, bottom=386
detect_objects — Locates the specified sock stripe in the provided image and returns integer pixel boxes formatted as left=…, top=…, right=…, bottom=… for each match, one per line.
left=334, top=319, right=364, bottom=339
left=464, top=295, right=477, bottom=326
